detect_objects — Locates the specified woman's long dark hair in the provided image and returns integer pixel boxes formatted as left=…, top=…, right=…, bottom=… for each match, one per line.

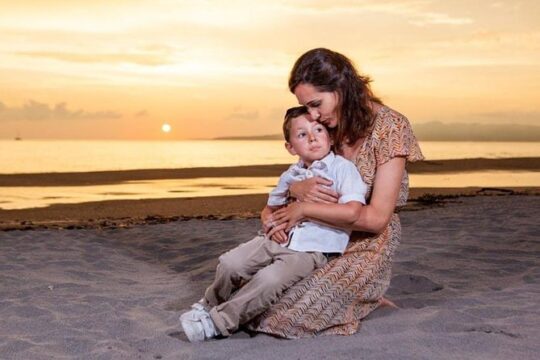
left=288, top=48, right=382, bottom=150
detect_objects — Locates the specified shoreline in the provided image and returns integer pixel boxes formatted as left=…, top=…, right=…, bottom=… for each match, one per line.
left=1, top=186, right=538, bottom=231
left=1, top=157, right=538, bottom=231
left=1, top=157, right=539, bottom=187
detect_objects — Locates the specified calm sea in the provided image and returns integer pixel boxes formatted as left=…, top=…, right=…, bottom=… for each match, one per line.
left=1, top=140, right=539, bottom=174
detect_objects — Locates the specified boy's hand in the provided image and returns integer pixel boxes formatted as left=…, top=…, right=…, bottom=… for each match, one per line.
left=272, top=202, right=306, bottom=232
left=261, top=204, right=289, bottom=244
left=269, top=226, right=288, bottom=244
left=267, top=222, right=288, bottom=243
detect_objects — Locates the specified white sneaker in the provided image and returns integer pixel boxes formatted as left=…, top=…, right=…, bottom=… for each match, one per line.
left=198, top=311, right=219, bottom=338
left=180, top=315, right=206, bottom=342
left=179, top=303, right=219, bottom=342
left=180, top=304, right=204, bottom=322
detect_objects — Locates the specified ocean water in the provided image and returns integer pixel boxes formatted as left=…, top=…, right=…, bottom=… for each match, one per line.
left=1, top=140, right=539, bottom=174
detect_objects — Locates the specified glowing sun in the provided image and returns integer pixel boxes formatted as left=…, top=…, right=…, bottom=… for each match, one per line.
left=161, top=123, right=172, bottom=133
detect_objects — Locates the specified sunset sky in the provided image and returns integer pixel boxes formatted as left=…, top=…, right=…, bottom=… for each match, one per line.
left=0, top=0, right=538, bottom=140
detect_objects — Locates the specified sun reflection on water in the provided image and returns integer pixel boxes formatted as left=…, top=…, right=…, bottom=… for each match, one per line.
left=0, top=171, right=539, bottom=210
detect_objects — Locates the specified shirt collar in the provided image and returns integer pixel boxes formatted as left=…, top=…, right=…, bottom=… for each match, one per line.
left=297, top=151, right=335, bottom=171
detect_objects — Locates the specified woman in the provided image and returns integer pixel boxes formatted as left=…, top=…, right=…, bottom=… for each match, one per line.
left=248, top=48, right=424, bottom=338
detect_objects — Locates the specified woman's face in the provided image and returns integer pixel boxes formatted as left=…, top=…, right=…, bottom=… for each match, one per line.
left=294, top=83, right=339, bottom=128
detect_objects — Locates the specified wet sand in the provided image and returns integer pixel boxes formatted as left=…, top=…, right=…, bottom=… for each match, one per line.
left=0, top=195, right=538, bottom=359
left=0, top=187, right=538, bottom=231
left=1, top=157, right=538, bottom=230
left=1, top=157, right=539, bottom=187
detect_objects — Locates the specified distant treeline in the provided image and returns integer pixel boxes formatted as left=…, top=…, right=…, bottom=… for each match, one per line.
left=214, top=122, right=540, bottom=141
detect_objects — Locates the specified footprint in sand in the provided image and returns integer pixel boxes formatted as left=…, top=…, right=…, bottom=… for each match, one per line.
left=388, top=274, right=444, bottom=295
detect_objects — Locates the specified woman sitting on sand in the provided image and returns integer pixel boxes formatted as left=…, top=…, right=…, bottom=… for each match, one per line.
left=248, top=48, right=424, bottom=338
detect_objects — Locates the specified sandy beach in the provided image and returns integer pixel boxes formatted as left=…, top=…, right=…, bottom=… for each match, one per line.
left=1, top=195, right=539, bottom=359
left=2, top=0, right=538, bottom=357
left=1, top=157, right=539, bottom=358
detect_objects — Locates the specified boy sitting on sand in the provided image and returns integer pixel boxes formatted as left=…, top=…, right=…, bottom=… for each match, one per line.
left=180, top=106, right=367, bottom=342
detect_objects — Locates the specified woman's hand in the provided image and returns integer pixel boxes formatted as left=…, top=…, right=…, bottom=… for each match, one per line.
left=290, top=176, right=339, bottom=203
left=268, top=202, right=306, bottom=234
left=260, top=205, right=289, bottom=244
left=260, top=206, right=275, bottom=234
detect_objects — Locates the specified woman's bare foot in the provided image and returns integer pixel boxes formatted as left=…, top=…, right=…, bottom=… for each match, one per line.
left=379, top=296, right=399, bottom=309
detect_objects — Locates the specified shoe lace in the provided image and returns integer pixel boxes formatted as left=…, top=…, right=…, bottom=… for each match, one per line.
left=199, top=313, right=218, bottom=338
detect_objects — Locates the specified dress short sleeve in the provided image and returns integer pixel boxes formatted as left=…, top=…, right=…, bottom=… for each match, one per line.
left=372, top=108, right=424, bottom=166
left=335, top=159, right=367, bottom=205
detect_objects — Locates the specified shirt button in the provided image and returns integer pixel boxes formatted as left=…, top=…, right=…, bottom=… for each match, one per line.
left=305, top=170, right=313, bottom=178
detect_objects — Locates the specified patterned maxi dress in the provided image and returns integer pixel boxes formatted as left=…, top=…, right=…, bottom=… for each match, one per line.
left=248, top=106, right=424, bottom=338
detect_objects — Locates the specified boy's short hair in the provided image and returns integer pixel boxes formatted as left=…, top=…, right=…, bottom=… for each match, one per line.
left=283, top=106, right=308, bottom=141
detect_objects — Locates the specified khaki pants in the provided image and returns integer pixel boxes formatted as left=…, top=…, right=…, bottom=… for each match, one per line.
left=203, top=235, right=327, bottom=336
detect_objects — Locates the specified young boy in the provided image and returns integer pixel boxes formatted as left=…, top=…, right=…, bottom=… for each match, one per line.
left=180, top=106, right=367, bottom=342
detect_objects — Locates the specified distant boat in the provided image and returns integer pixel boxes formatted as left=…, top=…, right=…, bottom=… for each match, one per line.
left=14, top=137, right=22, bottom=141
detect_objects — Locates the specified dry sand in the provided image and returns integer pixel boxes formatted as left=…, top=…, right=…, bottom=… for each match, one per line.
left=1, top=195, right=539, bottom=359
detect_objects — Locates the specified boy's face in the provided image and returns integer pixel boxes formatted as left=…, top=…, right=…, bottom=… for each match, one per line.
left=285, top=114, right=332, bottom=166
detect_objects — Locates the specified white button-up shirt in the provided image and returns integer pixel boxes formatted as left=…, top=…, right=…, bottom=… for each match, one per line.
left=267, top=152, right=367, bottom=254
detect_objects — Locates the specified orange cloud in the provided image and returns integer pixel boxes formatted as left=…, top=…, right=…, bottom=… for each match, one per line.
left=16, top=51, right=171, bottom=66
left=0, top=100, right=121, bottom=121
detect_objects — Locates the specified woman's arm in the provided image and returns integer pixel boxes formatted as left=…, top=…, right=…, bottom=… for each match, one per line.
left=349, top=157, right=405, bottom=233
left=262, top=176, right=340, bottom=240
left=271, top=157, right=406, bottom=234
left=268, top=201, right=363, bottom=235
